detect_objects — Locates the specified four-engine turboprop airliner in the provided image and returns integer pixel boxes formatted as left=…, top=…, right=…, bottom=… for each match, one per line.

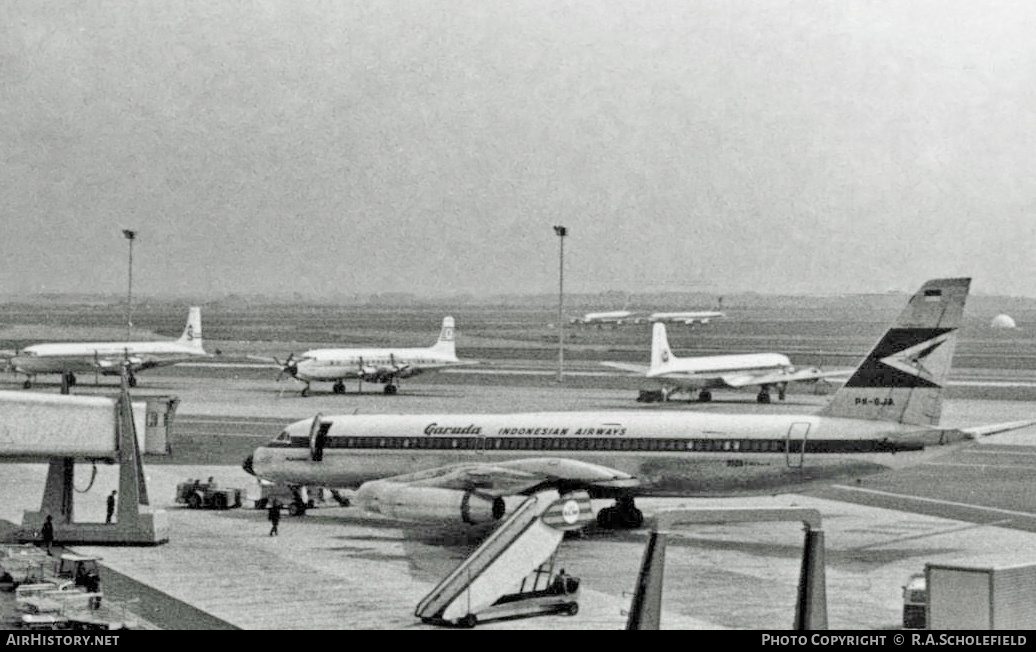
left=244, top=278, right=1035, bottom=530
left=258, top=316, right=475, bottom=397
left=7, top=307, right=207, bottom=389
left=603, top=323, right=850, bottom=403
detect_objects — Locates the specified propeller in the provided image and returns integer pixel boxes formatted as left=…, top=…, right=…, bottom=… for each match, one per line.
left=389, top=353, right=411, bottom=376
left=0, top=349, right=16, bottom=374
left=273, top=354, right=299, bottom=381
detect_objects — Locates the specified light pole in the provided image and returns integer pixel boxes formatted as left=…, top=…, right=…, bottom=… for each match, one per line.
left=553, top=225, right=567, bottom=382
left=123, top=229, right=136, bottom=339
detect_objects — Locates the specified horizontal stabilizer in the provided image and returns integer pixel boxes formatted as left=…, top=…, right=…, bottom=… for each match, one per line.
left=721, top=368, right=855, bottom=388
left=601, top=361, right=651, bottom=375
left=963, top=420, right=1036, bottom=440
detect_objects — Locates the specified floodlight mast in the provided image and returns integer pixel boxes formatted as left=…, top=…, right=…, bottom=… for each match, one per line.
left=553, top=225, right=567, bottom=382
left=123, top=229, right=136, bottom=340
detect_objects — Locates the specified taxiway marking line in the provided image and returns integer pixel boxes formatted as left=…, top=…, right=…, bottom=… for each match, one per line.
left=922, top=462, right=1036, bottom=470
left=849, top=519, right=1015, bottom=550
left=181, top=418, right=289, bottom=426
left=831, top=485, right=1036, bottom=519
left=182, top=431, right=266, bottom=438
left=968, top=449, right=1036, bottom=457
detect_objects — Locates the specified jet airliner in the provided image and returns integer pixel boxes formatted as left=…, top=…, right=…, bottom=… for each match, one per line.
left=6, top=307, right=207, bottom=389
left=570, top=310, right=636, bottom=327
left=603, top=322, right=849, bottom=403
left=258, top=316, right=475, bottom=397
left=244, top=278, right=1034, bottom=532
left=637, top=309, right=725, bottom=325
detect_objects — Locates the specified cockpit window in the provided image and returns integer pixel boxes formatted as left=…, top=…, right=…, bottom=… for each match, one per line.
left=275, top=431, right=290, bottom=442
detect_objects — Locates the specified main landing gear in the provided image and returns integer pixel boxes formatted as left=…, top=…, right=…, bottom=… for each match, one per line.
left=756, top=383, right=788, bottom=404
left=383, top=383, right=398, bottom=395
left=698, top=390, right=712, bottom=402
left=333, top=380, right=346, bottom=395
left=300, top=383, right=311, bottom=398
left=60, top=372, right=78, bottom=394
left=595, top=496, right=644, bottom=529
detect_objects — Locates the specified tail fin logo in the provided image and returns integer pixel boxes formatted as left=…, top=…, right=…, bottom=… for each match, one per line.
left=185, top=325, right=195, bottom=342
left=661, top=350, right=669, bottom=363
left=441, top=327, right=454, bottom=342
left=845, top=328, right=954, bottom=389
left=878, top=331, right=951, bottom=383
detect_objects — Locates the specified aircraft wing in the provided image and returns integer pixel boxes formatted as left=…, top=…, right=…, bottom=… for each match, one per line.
left=720, top=367, right=853, bottom=388
left=601, top=361, right=651, bottom=375
left=365, top=458, right=639, bottom=497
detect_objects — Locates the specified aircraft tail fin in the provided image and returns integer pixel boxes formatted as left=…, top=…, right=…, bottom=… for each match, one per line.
left=429, top=316, right=456, bottom=358
left=176, top=307, right=205, bottom=351
left=817, top=277, right=970, bottom=426
left=650, top=323, right=675, bottom=371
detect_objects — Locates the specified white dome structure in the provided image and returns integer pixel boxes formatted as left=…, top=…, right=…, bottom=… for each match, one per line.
left=990, top=314, right=1017, bottom=329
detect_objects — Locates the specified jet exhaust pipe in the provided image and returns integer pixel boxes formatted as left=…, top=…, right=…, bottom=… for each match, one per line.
left=355, top=482, right=505, bottom=525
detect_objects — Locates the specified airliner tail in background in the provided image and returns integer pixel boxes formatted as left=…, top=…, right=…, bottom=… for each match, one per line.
left=818, top=277, right=969, bottom=426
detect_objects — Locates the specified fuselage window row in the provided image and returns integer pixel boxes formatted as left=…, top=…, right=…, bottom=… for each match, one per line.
left=299, top=436, right=799, bottom=453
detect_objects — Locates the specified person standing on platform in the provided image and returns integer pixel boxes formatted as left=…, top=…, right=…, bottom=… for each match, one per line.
left=41, top=515, right=54, bottom=555
left=106, top=490, right=117, bottom=524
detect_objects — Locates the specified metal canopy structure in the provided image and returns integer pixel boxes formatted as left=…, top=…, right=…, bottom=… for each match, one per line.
left=626, top=507, right=827, bottom=630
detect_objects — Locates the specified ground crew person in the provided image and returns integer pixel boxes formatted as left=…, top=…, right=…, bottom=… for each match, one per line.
left=106, top=490, right=117, bottom=524
left=553, top=569, right=568, bottom=593
left=268, top=499, right=281, bottom=536
left=40, top=515, right=54, bottom=555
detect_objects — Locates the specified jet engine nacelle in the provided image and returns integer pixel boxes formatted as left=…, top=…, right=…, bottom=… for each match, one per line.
left=354, top=482, right=506, bottom=525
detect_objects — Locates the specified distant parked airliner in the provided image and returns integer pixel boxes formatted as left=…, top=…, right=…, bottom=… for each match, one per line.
left=254, top=316, right=476, bottom=397
left=603, top=322, right=849, bottom=403
left=5, top=307, right=207, bottom=389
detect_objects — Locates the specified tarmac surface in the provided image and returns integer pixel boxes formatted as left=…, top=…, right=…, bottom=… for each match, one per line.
left=2, top=368, right=1036, bottom=630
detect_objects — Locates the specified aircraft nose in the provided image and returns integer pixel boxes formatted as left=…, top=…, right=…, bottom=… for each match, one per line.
left=242, top=454, right=255, bottom=476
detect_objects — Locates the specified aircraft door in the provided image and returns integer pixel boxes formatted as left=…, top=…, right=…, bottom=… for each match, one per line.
left=785, top=422, right=810, bottom=468
left=309, top=413, right=330, bottom=462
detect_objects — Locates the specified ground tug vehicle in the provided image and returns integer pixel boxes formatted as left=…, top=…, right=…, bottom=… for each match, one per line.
left=175, top=478, right=243, bottom=509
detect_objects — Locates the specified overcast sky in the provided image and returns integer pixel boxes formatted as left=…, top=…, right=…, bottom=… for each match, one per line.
left=2, top=1, right=1034, bottom=298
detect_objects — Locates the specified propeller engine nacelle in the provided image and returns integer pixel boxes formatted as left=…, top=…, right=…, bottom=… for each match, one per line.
left=360, top=369, right=385, bottom=383
left=354, top=481, right=506, bottom=525
left=394, top=365, right=419, bottom=379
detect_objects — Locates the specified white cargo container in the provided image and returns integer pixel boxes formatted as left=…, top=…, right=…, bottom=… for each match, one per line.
left=926, top=557, right=1036, bottom=629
